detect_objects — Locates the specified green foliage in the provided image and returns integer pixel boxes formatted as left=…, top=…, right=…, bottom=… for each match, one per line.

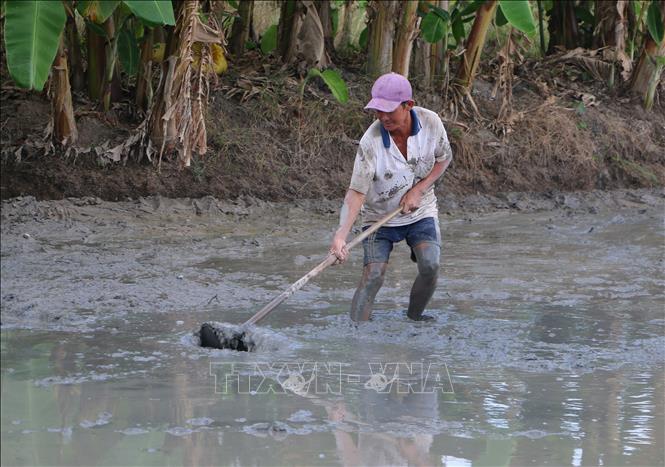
left=3, top=0, right=66, bottom=91
left=118, top=28, right=139, bottom=76
left=429, top=5, right=450, bottom=21
left=460, top=0, right=484, bottom=16
left=3, top=0, right=175, bottom=93
left=451, top=12, right=465, bottom=44
left=359, top=26, right=368, bottom=49
left=331, top=1, right=340, bottom=36
left=77, top=1, right=119, bottom=23
left=541, top=0, right=554, bottom=11
left=421, top=11, right=447, bottom=43
left=496, top=4, right=508, bottom=27
left=646, top=0, right=664, bottom=44
left=611, top=154, right=658, bottom=183
left=448, top=126, right=463, bottom=139
left=191, top=158, right=206, bottom=182
left=498, top=0, right=536, bottom=36
left=85, top=18, right=109, bottom=37
left=260, top=24, right=278, bottom=55
left=632, top=0, right=644, bottom=18
left=449, top=1, right=480, bottom=45
left=575, top=101, right=586, bottom=115
left=420, top=1, right=487, bottom=47
left=123, top=0, right=175, bottom=26
left=302, top=68, right=349, bottom=104
left=574, top=4, right=594, bottom=26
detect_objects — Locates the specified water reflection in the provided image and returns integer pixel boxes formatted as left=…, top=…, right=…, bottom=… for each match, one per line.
left=2, top=202, right=664, bottom=466
left=2, top=325, right=663, bottom=465
left=322, top=374, right=440, bottom=466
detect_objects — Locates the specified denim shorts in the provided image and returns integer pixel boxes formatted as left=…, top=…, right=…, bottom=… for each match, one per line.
left=362, top=216, right=441, bottom=266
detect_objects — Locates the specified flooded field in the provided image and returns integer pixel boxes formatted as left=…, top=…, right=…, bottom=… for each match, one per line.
left=1, top=190, right=664, bottom=466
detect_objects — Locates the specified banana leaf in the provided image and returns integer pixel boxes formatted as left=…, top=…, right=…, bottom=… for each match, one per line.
left=123, top=0, right=175, bottom=26
left=4, top=0, right=66, bottom=91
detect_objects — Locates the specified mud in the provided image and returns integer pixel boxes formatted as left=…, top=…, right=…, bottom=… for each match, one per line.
left=1, top=188, right=664, bottom=466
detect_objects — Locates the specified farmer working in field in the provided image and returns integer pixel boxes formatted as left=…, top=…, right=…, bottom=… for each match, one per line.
left=330, top=72, right=453, bottom=322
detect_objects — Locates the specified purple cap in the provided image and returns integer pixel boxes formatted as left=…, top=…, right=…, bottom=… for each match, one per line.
left=364, top=72, right=413, bottom=112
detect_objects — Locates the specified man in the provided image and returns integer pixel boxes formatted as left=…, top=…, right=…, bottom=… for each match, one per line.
left=330, top=72, right=453, bottom=322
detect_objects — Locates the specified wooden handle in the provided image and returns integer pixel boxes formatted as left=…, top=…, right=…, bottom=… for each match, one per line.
left=244, top=207, right=403, bottom=326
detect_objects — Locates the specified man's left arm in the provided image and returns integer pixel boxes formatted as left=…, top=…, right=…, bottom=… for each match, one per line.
left=400, top=117, right=453, bottom=213
left=399, top=159, right=450, bottom=212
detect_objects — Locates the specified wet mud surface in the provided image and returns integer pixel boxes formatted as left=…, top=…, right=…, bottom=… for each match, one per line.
left=1, top=189, right=664, bottom=466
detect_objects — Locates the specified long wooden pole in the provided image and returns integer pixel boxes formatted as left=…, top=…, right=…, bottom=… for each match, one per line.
left=244, top=207, right=403, bottom=326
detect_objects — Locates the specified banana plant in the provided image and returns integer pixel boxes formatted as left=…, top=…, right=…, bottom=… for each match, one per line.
left=630, top=0, right=664, bottom=110
left=419, top=0, right=535, bottom=92
left=393, top=0, right=420, bottom=77
left=3, top=0, right=67, bottom=91
left=456, top=0, right=498, bottom=90
left=300, top=68, right=349, bottom=104
left=496, top=0, right=536, bottom=36
left=2, top=0, right=176, bottom=148
left=3, top=0, right=174, bottom=98
left=3, top=1, right=75, bottom=145
left=229, top=0, right=254, bottom=56
left=77, top=0, right=175, bottom=110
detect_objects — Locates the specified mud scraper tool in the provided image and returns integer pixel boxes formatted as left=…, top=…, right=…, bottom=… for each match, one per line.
left=199, top=207, right=403, bottom=351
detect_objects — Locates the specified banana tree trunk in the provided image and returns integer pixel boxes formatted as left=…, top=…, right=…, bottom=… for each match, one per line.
left=412, top=1, right=435, bottom=86
left=65, top=12, right=84, bottom=91
left=392, top=0, right=419, bottom=77
left=340, top=0, right=356, bottom=50
left=547, top=0, right=580, bottom=53
left=594, top=0, right=623, bottom=47
left=52, top=37, right=78, bottom=145
left=367, top=0, right=399, bottom=77
left=430, top=0, right=449, bottom=90
left=413, top=38, right=431, bottom=87
left=630, top=0, right=665, bottom=109
left=316, top=0, right=336, bottom=56
left=135, top=28, right=154, bottom=111
left=86, top=25, right=106, bottom=100
left=456, top=0, right=498, bottom=90
left=593, top=0, right=631, bottom=81
left=629, top=32, right=665, bottom=110
left=278, top=0, right=298, bottom=59
left=230, top=0, right=253, bottom=57
left=537, top=0, right=546, bottom=55
left=146, top=0, right=222, bottom=167
left=148, top=22, right=180, bottom=150
left=101, top=16, right=117, bottom=112
left=278, top=0, right=328, bottom=68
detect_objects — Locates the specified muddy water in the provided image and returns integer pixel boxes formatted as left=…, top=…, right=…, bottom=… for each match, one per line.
left=1, top=191, right=664, bottom=466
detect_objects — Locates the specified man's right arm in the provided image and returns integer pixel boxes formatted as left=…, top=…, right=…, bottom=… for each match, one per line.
left=330, top=189, right=365, bottom=262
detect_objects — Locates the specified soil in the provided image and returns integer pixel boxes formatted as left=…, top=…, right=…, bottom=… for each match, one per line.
left=1, top=51, right=664, bottom=202
left=2, top=187, right=663, bottom=464
left=2, top=186, right=662, bottom=331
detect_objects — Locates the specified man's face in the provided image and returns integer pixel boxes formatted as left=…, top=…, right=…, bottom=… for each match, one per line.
left=374, top=101, right=413, bottom=132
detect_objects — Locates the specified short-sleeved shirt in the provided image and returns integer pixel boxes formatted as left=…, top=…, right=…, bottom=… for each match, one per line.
left=349, top=106, right=453, bottom=227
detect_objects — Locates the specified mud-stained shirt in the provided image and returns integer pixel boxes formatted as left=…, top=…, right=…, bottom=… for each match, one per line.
left=349, top=106, right=453, bottom=227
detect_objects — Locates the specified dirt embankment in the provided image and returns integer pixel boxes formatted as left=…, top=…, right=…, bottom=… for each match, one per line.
left=1, top=54, right=663, bottom=202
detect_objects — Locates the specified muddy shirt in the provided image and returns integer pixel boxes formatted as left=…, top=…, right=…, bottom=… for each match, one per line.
left=349, top=106, right=453, bottom=227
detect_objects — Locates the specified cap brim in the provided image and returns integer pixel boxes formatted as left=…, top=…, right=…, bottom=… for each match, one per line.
left=364, top=97, right=401, bottom=112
